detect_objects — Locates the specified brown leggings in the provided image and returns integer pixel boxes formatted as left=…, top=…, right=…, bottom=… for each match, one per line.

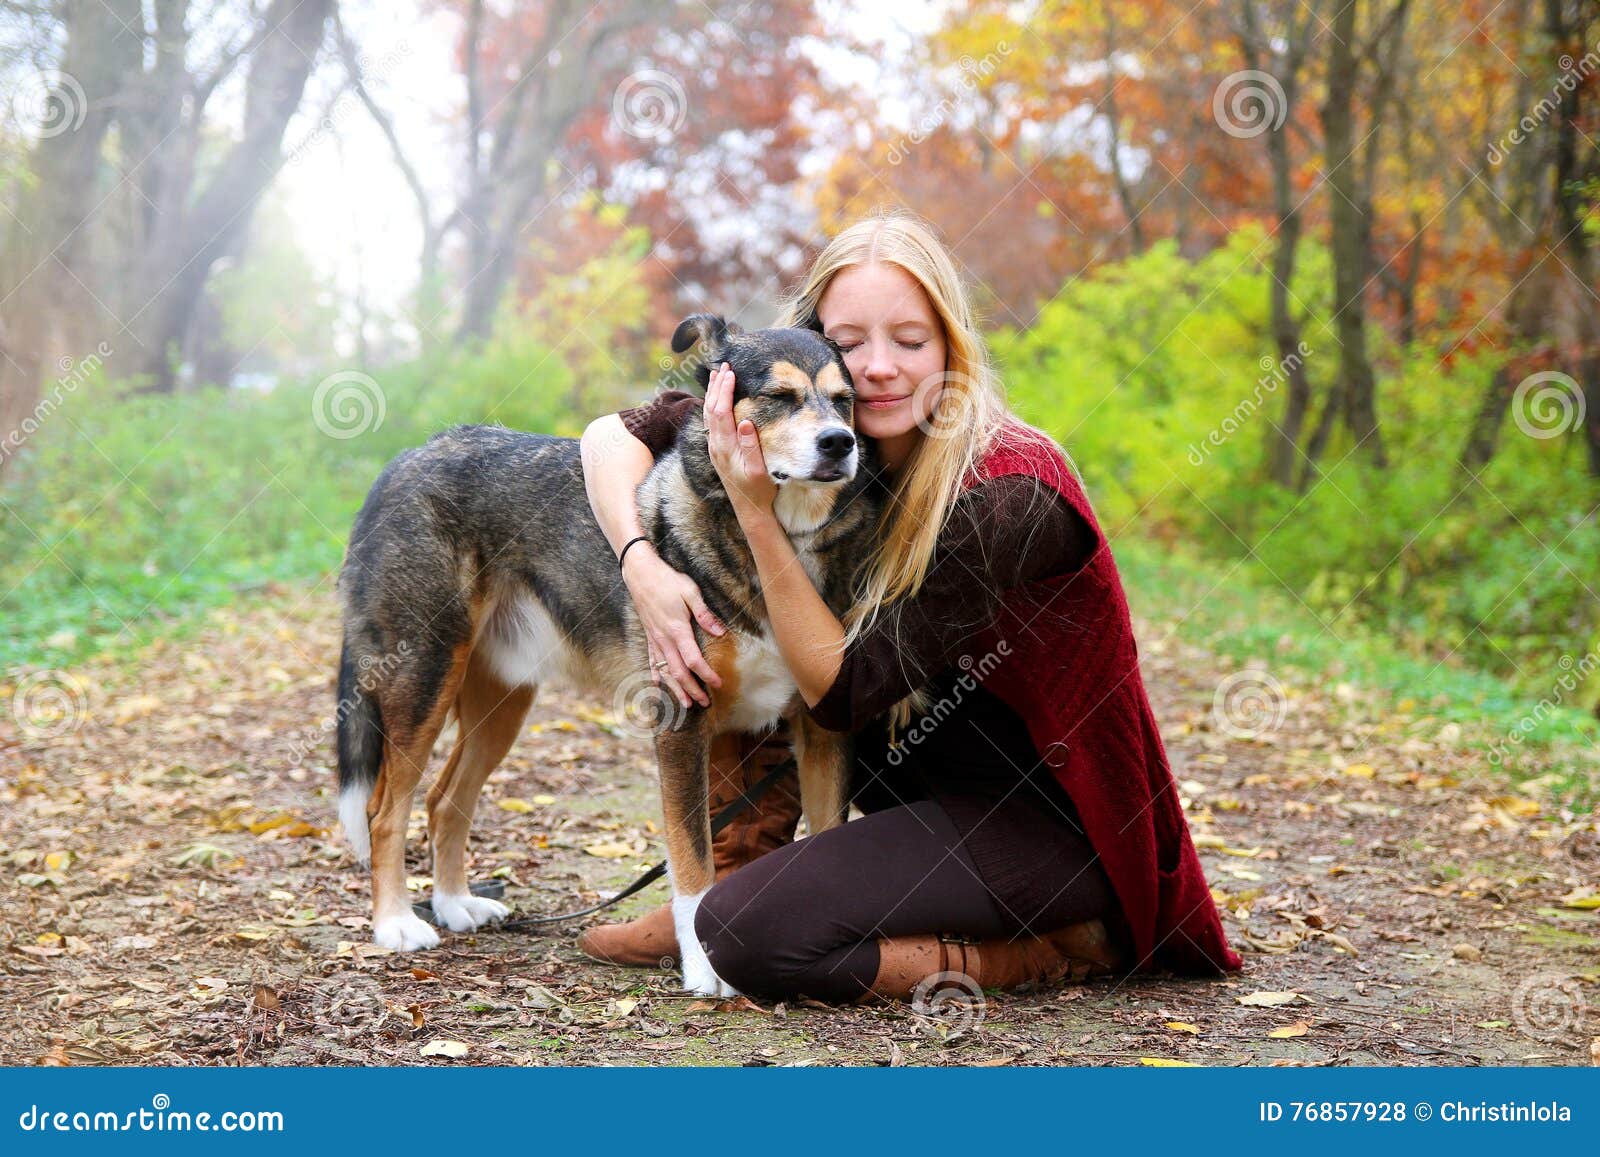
left=693, top=799, right=1117, bottom=1003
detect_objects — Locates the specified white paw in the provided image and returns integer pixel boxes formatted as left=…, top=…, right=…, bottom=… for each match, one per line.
left=672, top=890, right=739, bottom=998
left=431, top=892, right=510, bottom=933
left=372, top=911, right=441, bottom=952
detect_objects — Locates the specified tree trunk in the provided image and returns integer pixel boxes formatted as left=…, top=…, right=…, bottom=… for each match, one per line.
left=127, top=0, right=332, bottom=390
left=1321, top=0, right=1389, bottom=468
left=0, top=0, right=141, bottom=473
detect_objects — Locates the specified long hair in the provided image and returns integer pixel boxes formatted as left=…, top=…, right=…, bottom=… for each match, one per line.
left=772, top=208, right=1068, bottom=735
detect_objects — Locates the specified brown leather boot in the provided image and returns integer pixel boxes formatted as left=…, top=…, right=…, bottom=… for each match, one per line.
left=855, top=918, right=1127, bottom=1003
left=576, top=723, right=800, bottom=967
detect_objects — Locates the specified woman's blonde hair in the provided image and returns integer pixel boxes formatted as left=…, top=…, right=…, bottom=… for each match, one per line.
left=772, top=208, right=1062, bottom=733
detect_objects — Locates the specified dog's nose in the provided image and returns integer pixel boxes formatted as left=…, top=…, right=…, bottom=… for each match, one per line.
left=816, top=428, right=855, bottom=460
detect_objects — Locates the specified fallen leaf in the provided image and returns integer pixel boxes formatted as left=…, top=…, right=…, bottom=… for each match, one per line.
left=1343, top=763, right=1377, bottom=779
left=1268, top=1021, right=1310, bottom=1039
left=497, top=798, right=536, bottom=814
left=1140, top=1057, right=1198, bottom=1067
left=251, top=985, right=281, bottom=1011
left=583, top=840, right=641, bottom=859
left=419, top=1039, right=468, bottom=1058
left=1452, top=943, right=1483, bottom=962
left=1164, top=1021, right=1201, bottom=1034
left=1238, top=991, right=1303, bottom=1007
left=1560, top=891, right=1600, bottom=910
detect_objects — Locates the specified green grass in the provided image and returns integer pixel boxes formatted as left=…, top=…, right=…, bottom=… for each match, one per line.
left=3, top=318, right=1594, bottom=811
left=1115, top=536, right=1600, bottom=810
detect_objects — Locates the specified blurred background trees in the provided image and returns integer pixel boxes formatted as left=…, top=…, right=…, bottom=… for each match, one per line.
left=1, top=0, right=1597, bottom=730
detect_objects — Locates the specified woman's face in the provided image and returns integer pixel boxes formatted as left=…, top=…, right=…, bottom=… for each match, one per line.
left=816, top=262, right=948, bottom=446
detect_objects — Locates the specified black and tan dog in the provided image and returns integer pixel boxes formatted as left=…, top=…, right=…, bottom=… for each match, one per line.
left=334, top=315, right=882, bottom=994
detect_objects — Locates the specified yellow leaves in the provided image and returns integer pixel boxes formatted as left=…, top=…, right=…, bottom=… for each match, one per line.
left=1268, top=1022, right=1311, bottom=1039
left=172, top=843, right=231, bottom=868
left=1343, top=763, right=1377, bottom=779
left=1237, top=991, right=1304, bottom=1007
left=583, top=838, right=644, bottom=859
left=1139, top=1057, right=1198, bottom=1067
left=112, top=695, right=163, bottom=723
left=497, top=794, right=557, bottom=813
left=419, top=1039, right=468, bottom=1059
left=43, top=850, right=71, bottom=872
left=1488, top=795, right=1541, bottom=817
left=247, top=814, right=325, bottom=839
left=1559, top=889, right=1600, bottom=910
left=335, top=940, right=394, bottom=960
left=190, top=977, right=229, bottom=1001
left=1164, top=1021, right=1201, bottom=1035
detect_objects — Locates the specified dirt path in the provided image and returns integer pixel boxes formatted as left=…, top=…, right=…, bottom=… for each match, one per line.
left=3, top=581, right=1597, bottom=1067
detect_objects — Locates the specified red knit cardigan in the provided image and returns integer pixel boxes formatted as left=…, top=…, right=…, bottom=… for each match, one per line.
left=960, top=422, right=1242, bottom=976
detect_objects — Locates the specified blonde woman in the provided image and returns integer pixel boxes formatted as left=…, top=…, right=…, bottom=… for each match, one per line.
left=578, top=209, right=1240, bottom=1001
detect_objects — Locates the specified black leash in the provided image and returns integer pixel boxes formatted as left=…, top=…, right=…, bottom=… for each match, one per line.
left=411, top=756, right=796, bottom=933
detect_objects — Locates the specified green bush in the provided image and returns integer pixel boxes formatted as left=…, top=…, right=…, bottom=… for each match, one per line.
left=994, top=229, right=1600, bottom=708
left=0, top=329, right=578, bottom=669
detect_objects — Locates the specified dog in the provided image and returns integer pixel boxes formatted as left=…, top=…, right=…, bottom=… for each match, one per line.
left=333, top=314, right=884, bottom=994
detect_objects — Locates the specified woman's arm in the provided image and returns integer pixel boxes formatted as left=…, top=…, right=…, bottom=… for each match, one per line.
left=701, top=363, right=849, bottom=706
left=701, top=363, right=1098, bottom=731
left=580, top=413, right=727, bottom=709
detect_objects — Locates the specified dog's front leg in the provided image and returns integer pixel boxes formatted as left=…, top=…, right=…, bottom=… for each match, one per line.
left=792, top=712, right=850, bottom=837
left=655, top=713, right=737, bottom=997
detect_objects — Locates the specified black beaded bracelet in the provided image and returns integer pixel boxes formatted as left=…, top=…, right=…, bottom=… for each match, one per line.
left=617, top=534, right=652, bottom=570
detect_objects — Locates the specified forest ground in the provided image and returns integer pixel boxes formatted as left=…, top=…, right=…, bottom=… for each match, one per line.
left=3, top=580, right=1597, bottom=1067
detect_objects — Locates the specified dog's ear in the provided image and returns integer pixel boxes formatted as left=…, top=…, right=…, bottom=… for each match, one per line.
left=671, top=313, right=739, bottom=354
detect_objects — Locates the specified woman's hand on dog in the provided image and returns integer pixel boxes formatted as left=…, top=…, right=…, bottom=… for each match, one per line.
left=705, top=362, right=779, bottom=517
left=622, top=549, right=726, bottom=709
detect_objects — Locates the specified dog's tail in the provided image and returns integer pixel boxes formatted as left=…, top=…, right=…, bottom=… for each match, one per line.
left=335, top=636, right=384, bottom=865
